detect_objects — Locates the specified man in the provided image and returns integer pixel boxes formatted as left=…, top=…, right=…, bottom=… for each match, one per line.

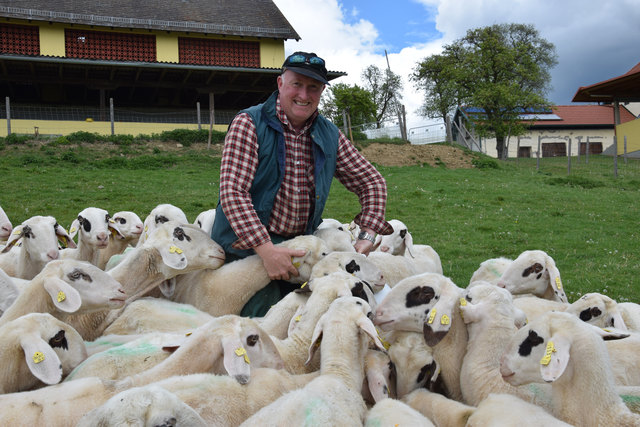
left=211, top=51, right=392, bottom=317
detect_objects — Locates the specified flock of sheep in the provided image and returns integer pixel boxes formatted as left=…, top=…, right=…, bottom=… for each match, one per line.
left=1, top=203, right=640, bottom=426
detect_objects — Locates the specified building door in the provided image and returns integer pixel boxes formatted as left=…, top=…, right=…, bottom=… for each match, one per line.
left=579, top=142, right=603, bottom=155
left=518, top=146, right=532, bottom=158
left=542, top=143, right=566, bottom=157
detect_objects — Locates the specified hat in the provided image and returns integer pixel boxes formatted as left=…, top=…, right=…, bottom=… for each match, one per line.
left=282, top=51, right=329, bottom=85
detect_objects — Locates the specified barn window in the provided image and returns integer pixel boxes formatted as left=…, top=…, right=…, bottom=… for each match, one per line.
left=178, top=37, right=260, bottom=67
left=65, top=29, right=156, bottom=62
left=0, top=23, right=40, bottom=55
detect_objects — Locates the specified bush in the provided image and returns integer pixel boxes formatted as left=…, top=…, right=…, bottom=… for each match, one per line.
left=547, top=176, right=604, bottom=189
left=157, top=129, right=225, bottom=146
left=66, top=131, right=102, bottom=144
left=108, top=134, right=135, bottom=146
left=5, top=133, right=30, bottom=145
left=472, top=157, right=499, bottom=169
left=60, top=150, right=81, bottom=164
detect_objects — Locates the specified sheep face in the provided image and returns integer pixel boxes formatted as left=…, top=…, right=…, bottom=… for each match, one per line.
left=70, top=208, right=119, bottom=249
left=0, top=206, right=12, bottom=241
left=377, top=219, right=412, bottom=256
left=565, top=292, right=627, bottom=330
left=2, top=216, right=75, bottom=263
left=374, top=273, right=462, bottom=347
left=110, top=211, right=143, bottom=244
left=497, top=250, right=568, bottom=303
left=309, top=252, right=385, bottom=291
left=278, top=235, right=330, bottom=284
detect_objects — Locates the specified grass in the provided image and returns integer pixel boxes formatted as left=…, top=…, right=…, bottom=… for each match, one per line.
left=2, top=138, right=639, bottom=303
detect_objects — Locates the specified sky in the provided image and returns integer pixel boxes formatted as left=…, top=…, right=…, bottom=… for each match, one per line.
left=271, top=0, right=640, bottom=129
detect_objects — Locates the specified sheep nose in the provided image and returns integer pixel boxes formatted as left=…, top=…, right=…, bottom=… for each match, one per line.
left=47, top=250, right=59, bottom=260
left=380, top=246, right=389, bottom=252
left=97, top=232, right=109, bottom=242
left=497, top=281, right=506, bottom=288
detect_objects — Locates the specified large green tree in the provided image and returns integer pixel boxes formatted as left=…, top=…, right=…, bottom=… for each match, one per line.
left=361, top=65, right=403, bottom=128
left=413, top=23, right=558, bottom=159
left=320, top=83, right=376, bottom=129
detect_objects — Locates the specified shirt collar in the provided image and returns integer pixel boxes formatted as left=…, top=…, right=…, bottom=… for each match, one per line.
left=276, top=93, right=318, bottom=134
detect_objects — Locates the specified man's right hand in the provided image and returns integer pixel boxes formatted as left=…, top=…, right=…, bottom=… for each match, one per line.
left=254, top=241, right=307, bottom=281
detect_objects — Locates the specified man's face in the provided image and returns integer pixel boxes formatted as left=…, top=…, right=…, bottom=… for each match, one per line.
left=277, top=69, right=325, bottom=130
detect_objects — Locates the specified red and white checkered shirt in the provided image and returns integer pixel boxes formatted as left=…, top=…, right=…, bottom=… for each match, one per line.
left=219, top=95, right=391, bottom=250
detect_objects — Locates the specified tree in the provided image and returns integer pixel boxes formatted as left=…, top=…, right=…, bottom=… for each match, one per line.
left=413, top=23, right=558, bottom=159
left=361, top=65, right=403, bottom=128
left=320, top=83, right=376, bottom=129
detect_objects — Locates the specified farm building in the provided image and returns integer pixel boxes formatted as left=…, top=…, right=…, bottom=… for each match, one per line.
left=0, top=0, right=345, bottom=136
left=452, top=104, right=637, bottom=159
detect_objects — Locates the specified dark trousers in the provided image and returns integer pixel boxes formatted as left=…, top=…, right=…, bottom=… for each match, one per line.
left=239, top=279, right=300, bottom=318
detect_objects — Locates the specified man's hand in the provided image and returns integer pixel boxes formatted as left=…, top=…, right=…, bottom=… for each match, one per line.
left=354, top=227, right=377, bottom=256
left=254, top=241, right=307, bottom=281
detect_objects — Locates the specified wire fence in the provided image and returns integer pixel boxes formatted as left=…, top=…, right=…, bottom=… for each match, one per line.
left=353, top=119, right=447, bottom=145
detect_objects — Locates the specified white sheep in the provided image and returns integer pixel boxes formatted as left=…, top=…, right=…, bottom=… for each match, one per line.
left=316, top=218, right=344, bottom=230
left=313, top=226, right=356, bottom=252
left=0, top=215, right=76, bottom=279
left=403, top=389, right=572, bottom=427
left=193, top=208, right=216, bottom=235
left=0, top=259, right=126, bottom=327
left=374, top=272, right=468, bottom=401
left=0, top=205, right=12, bottom=243
left=102, top=296, right=215, bottom=336
left=468, top=256, right=512, bottom=285
left=76, top=384, right=208, bottom=427
left=365, top=397, right=436, bottom=426
left=257, top=290, right=310, bottom=339
left=59, top=221, right=225, bottom=340
left=362, top=348, right=396, bottom=404
left=117, top=314, right=284, bottom=387
left=62, top=207, right=124, bottom=267
left=0, top=312, right=87, bottom=394
left=0, top=267, right=20, bottom=316
left=407, top=244, right=443, bottom=275
left=619, top=302, right=640, bottom=332
left=500, top=311, right=639, bottom=426
left=171, top=234, right=329, bottom=317
left=458, top=283, right=549, bottom=407
left=96, top=210, right=144, bottom=269
left=136, top=203, right=188, bottom=247
left=374, top=218, right=411, bottom=255
left=309, top=250, right=385, bottom=292
left=240, top=296, right=385, bottom=427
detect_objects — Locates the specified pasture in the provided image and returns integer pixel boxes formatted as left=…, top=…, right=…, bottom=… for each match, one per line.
left=1, top=138, right=639, bottom=302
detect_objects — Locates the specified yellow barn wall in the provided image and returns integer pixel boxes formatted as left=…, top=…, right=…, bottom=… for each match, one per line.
left=260, top=40, right=285, bottom=68
left=39, top=24, right=65, bottom=57
left=0, top=119, right=228, bottom=137
left=156, top=33, right=179, bottom=63
left=615, top=119, right=640, bottom=154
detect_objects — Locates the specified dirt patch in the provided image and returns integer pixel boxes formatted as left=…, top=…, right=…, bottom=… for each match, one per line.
left=359, top=143, right=475, bottom=168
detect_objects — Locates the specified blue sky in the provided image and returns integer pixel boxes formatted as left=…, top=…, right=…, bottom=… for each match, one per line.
left=273, top=0, right=640, bottom=128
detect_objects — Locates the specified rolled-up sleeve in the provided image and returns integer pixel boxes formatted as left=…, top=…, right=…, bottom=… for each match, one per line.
left=219, top=113, right=272, bottom=249
left=334, top=131, right=393, bottom=235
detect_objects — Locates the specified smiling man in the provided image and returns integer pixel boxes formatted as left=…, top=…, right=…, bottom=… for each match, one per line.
left=211, top=51, right=392, bottom=317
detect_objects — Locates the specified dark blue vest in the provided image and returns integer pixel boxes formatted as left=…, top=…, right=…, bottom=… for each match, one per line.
left=211, top=91, right=340, bottom=259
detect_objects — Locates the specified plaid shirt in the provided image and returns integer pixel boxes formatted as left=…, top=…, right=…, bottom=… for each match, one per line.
left=219, top=95, right=391, bottom=250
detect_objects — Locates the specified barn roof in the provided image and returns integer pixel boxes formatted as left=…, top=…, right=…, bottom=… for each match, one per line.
left=533, top=104, right=636, bottom=128
left=572, top=62, right=640, bottom=103
left=0, top=0, right=300, bottom=40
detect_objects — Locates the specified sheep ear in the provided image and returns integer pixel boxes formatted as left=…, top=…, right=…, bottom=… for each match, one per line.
left=539, top=335, right=570, bottom=382
left=587, top=324, right=630, bottom=340
left=459, top=301, right=484, bottom=324
left=43, top=277, right=82, bottom=313
left=221, top=335, right=251, bottom=384
left=107, top=219, right=126, bottom=240
left=545, top=257, right=567, bottom=303
left=158, top=278, right=176, bottom=298
left=357, top=316, right=386, bottom=351
left=68, top=220, right=79, bottom=239
left=21, top=335, right=63, bottom=385
left=404, top=231, right=415, bottom=258
left=306, top=315, right=326, bottom=365
left=513, top=306, right=528, bottom=329
left=1, top=225, right=24, bottom=253
left=158, top=244, right=188, bottom=270
left=57, top=224, right=77, bottom=249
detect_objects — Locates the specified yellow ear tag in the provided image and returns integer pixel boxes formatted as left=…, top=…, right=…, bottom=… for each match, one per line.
left=69, top=227, right=77, bottom=234
left=428, top=309, right=437, bottom=324
left=540, top=340, right=556, bottom=366
left=235, top=347, right=250, bottom=364
left=33, top=351, right=45, bottom=364
left=57, top=291, right=66, bottom=303
left=555, top=277, right=563, bottom=290
left=294, top=315, right=302, bottom=322
left=300, top=282, right=307, bottom=289
left=59, top=236, right=69, bottom=247
left=144, top=225, right=149, bottom=232
left=169, top=245, right=183, bottom=254
left=440, top=314, right=450, bottom=325
left=459, top=298, right=467, bottom=307
left=293, top=262, right=301, bottom=268
left=13, top=229, right=21, bottom=235
left=185, top=332, right=192, bottom=337
left=109, top=218, right=115, bottom=223
left=375, top=327, right=391, bottom=350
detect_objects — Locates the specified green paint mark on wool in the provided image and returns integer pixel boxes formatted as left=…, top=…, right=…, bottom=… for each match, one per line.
left=303, top=398, right=330, bottom=427
left=104, top=341, right=158, bottom=356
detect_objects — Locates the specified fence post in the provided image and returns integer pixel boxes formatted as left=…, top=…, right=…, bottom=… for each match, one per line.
left=197, top=102, right=201, bottom=131
left=614, top=135, right=618, bottom=178
left=586, top=136, right=590, bottom=164
left=567, top=137, right=571, bottom=175
left=624, top=135, right=628, bottom=165
left=536, top=135, right=541, bottom=171
left=207, top=93, right=215, bottom=150
left=5, top=96, right=10, bottom=135
left=109, top=98, right=114, bottom=136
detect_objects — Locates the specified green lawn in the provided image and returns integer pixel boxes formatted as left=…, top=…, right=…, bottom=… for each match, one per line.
left=2, top=139, right=639, bottom=303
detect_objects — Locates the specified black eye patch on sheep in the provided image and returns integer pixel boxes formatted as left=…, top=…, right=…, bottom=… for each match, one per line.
left=405, top=286, right=436, bottom=308
left=518, top=330, right=544, bottom=356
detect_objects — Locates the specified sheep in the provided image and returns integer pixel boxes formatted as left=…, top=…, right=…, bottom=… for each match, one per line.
left=58, top=221, right=226, bottom=340
left=499, top=311, right=640, bottom=426
left=0, top=215, right=76, bottom=279
left=470, top=250, right=568, bottom=303
left=0, top=312, right=87, bottom=394
left=365, top=397, right=436, bottom=426
left=308, top=250, right=386, bottom=292
left=0, top=259, right=126, bottom=327
left=367, top=248, right=444, bottom=287
left=102, top=296, right=215, bottom=335
left=240, top=296, right=385, bottom=427
left=362, top=348, right=396, bottom=404
left=374, top=272, right=468, bottom=401
left=316, top=218, right=344, bottom=230
left=402, top=389, right=572, bottom=427
left=374, top=218, right=411, bottom=255
left=0, top=205, right=12, bottom=243
left=61, top=207, right=124, bottom=267
left=136, top=203, right=188, bottom=247
left=313, top=226, right=356, bottom=252
left=193, top=208, right=216, bottom=235
left=76, top=384, right=208, bottom=427
left=407, top=244, right=443, bottom=275
left=619, top=302, right=640, bottom=332
left=96, top=210, right=144, bottom=269
left=170, top=234, right=329, bottom=317
left=0, top=267, right=20, bottom=316
left=115, top=314, right=284, bottom=387
left=257, top=290, right=310, bottom=339
left=606, top=332, right=640, bottom=386
left=458, top=283, right=550, bottom=407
